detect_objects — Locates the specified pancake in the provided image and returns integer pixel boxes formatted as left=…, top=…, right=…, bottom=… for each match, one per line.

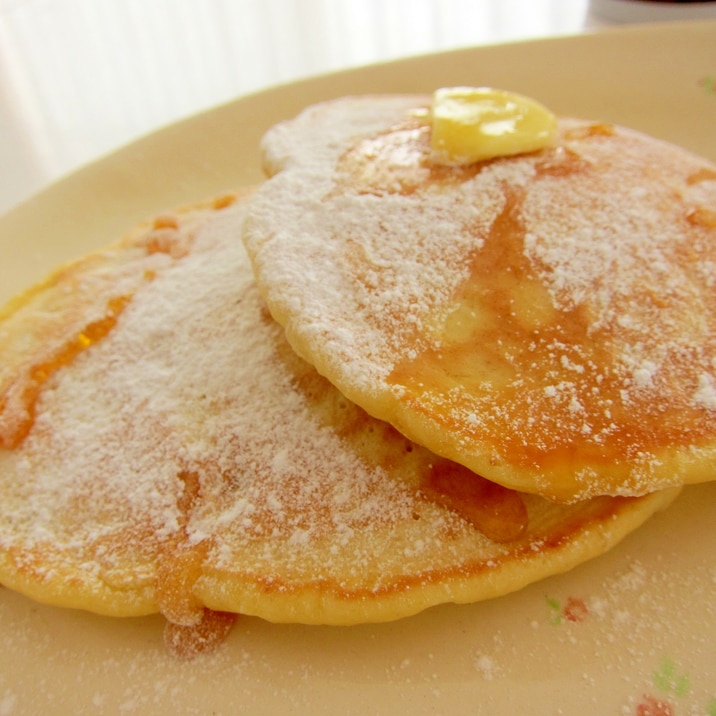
left=242, top=93, right=716, bottom=503
left=0, top=190, right=679, bottom=648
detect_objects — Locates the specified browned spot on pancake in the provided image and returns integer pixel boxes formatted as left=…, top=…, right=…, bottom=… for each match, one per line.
left=421, top=461, right=527, bottom=543
left=0, top=294, right=132, bottom=449
left=686, top=167, right=716, bottom=185
left=534, top=146, right=591, bottom=177
left=143, top=195, right=236, bottom=257
left=562, top=122, right=615, bottom=140
left=142, top=224, right=193, bottom=259
left=163, top=608, right=237, bottom=659
left=152, top=214, right=180, bottom=231
left=687, top=206, right=716, bottom=228
left=212, top=193, right=238, bottom=210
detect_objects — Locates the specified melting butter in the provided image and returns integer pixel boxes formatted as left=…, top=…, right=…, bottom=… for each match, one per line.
left=430, top=87, right=557, bottom=165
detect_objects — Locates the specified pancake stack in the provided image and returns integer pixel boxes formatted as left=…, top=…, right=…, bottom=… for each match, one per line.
left=1, top=89, right=714, bottom=656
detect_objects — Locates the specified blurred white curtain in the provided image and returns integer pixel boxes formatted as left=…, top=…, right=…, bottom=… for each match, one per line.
left=0, top=0, right=587, bottom=208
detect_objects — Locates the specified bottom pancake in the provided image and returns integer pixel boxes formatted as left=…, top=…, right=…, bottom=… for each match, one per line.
left=0, top=190, right=679, bottom=633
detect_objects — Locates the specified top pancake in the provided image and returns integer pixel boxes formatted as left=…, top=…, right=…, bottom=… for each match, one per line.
left=242, top=94, right=716, bottom=502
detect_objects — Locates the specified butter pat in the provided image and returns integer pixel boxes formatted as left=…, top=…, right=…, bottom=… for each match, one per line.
left=430, top=87, right=558, bottom=165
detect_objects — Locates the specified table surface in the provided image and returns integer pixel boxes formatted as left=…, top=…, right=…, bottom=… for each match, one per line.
left=2, top=0, right=716, bottom=215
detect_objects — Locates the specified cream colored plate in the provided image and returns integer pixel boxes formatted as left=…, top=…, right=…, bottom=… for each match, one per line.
left=1, top=20, right=715, bottom=716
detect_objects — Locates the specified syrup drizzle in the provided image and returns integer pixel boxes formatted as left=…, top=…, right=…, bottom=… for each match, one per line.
left=0, top=294, right=131, bottom=449
left=155, top=469, right=239, bottom=654
left=421, top=461, right=528, bottom=543
left=156, top=470, right=208, bottom=627
left=163, top=607, right=237, bottom=659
